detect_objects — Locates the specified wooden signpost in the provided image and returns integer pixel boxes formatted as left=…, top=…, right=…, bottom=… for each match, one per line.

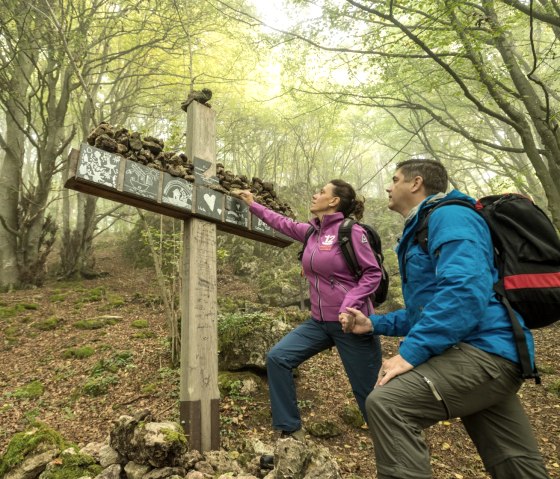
left=65, top=101, right=292, bottom=452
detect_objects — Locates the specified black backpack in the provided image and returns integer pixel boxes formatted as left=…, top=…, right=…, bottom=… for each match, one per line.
left=298, top=218, right=389, bottom=307
left=415, top=193, right=560, bottom=383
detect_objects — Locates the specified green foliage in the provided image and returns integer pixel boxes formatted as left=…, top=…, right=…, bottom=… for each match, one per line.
left=97, top=294, right=125, bottom=311
left=546, top=379, right=560, bottom=397
left=39, top=450, right=102, bottom=479
left=4, top=325, right=21, bottom=337
left=218, top=311, right=271, bottom=347
left=49, top=293, right=67, bottom=303
left=82, top=374, right=118, bottom=397
left=62, top=346, right=95, bottom=359
left=0, top=303, right=38, bottom=319
left=73, top=315, right=120, bottom=330
left=11, top=380, right=44, bottom=400
left=84, top=351, right=133, bottom=398
left=0, top=422, right=69, bottom=477
left=141, top=383, right=158, bottom=394
left=75, top=287, right=106, bottom=307
left=132, top=330, right=156, bottom=339
left=218, top=371, right=261, bottom=398
left=90, top=351, right=134, bottom=376
left=73, top=319, right=105, bottom=330
left=33, top=316, right=60, bottom=331
left=122, top=214, right=181, bottom=269
left=160, top=427, right=187, bottom=446
left=537, top=364, right=556, bottom=375
left=131, top=319, right=149, bottom=328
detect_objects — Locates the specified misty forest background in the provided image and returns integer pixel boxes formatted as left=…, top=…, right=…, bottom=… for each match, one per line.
left=1, top=0, right=559, bottom=298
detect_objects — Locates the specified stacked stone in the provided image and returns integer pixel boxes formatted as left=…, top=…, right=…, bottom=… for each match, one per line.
left=86, top=122, right=295, bottom=218
left=86, top=122, right=194, bottom=181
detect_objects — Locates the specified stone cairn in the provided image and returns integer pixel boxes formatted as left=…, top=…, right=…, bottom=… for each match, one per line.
left=86, top=123, right=295, bottom=218
left=2, top=409, right=344, bottom=479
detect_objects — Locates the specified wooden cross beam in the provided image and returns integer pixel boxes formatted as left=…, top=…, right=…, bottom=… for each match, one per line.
left=65, top=101, right=292, bottom=452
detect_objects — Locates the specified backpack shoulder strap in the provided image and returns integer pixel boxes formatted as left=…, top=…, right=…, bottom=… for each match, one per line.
left=297, top=225, right=315, bottom=261
left=338, top=218, right=361, bottom=278
left=415, top=199, right=475, bottom=253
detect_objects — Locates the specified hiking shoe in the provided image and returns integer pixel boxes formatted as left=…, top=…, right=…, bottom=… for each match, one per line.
left=280, top=428, right=305, bottom=441
left=259, top=454, right=274, bottom=470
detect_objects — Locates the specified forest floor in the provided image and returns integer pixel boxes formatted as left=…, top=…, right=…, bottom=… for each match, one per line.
left=0, top=242, right=559, bottom=479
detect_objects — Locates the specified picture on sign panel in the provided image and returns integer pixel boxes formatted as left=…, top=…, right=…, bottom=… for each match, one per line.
left=251, top=215, right=275, bottom=236
left=77, top=144, right=120, bottom=188
left=195, top=186, right=223, bottom=221
left=122, top=160, right=160, bottom=201
left=224, top=196, right=249, bottom=228
left=162, top=174, right=193, bottom=211
left=193, top=156, right=219, bottom=187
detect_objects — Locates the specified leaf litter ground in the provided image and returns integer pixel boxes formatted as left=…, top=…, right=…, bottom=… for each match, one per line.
left=0, top=244, right=558, bottom=478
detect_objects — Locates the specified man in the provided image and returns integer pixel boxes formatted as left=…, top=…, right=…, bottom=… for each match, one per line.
left=341, top=159, right=550, bottom=479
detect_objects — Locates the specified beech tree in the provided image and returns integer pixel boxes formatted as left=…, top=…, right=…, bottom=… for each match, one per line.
left=219, top=0, right=560, bottom=227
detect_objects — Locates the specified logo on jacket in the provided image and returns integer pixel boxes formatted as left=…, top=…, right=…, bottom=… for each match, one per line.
left=361, top=234, right=368, bottom=244
left=322, top=234, right=336, bottom=246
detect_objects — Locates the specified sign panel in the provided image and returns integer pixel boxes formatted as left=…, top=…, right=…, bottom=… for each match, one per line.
left=77, top=144, right=120, bottom=188
left=194, top=156, right=219, bottom=187
left=123, top=160, right=160, bottom=201
left=251, top=215, right=275, bottom=237
left=224, top=196, right=249, bottom=229
left=195, top=186, right=224, bottom=221
left=162, top=173, right=193, bottom=211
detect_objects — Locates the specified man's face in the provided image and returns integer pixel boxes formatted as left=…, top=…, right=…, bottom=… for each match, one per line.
left=386, top=169, right=415, bottom=215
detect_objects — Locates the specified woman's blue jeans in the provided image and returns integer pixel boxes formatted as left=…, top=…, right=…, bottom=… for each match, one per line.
left=266, top=318, right=382, bottom=432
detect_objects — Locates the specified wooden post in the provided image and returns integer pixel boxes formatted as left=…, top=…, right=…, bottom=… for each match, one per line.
left=179, top=101, right=220, bottom=451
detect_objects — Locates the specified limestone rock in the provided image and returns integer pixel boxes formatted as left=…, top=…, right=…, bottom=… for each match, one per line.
left=218, top=315, right=293, bottom=372
left=339, top=404, right=365, bottom=428
left=4, top=449, right=58, bottom=479
left=98, top=445, right=121, bottom=467
left=306, top=420, right=342, bottom=439
left=123, top=460, right=151, bottom=479
left=143, top=466, right=186, bottom=478
left=92, top=463, right=121, bottom=479
left=109, top=411, right=187, bottom=468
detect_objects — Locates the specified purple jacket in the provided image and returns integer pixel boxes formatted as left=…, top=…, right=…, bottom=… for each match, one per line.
left=250, top=202, right=382, bottom=322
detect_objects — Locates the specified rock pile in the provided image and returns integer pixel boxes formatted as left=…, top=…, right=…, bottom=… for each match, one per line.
left=85, top=123, right=295, bottom=217
left=0, top=409, right=346, bottom=479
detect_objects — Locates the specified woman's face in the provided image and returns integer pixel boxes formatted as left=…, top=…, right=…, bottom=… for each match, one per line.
left=310, top=183, right=338, bottom=217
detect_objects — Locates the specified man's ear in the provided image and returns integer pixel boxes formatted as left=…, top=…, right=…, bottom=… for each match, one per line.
left=410, top=175, right=424, bottom=193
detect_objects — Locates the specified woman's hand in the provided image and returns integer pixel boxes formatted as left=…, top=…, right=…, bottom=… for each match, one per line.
left=237, top=190, right=254, bottom=206
left=340, top=307, right=373, bottom=334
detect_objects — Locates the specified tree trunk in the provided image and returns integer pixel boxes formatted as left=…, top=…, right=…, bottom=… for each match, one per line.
left=0, top=51, right=32, bottom=291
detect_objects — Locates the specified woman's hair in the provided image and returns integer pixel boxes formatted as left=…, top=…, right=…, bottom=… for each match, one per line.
left=330, top=179, right=364, bottom=221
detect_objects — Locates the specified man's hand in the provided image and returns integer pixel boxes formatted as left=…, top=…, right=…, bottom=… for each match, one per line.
left=341, top=307, right=373, bottom=334
left=376, top=354, right=414, bottom=387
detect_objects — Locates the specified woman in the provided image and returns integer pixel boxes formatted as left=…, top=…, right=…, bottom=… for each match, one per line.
left=238, top=179, right=382, bottom=438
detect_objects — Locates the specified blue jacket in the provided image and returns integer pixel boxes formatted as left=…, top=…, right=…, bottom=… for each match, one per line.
left=250, top=202, right=382, bottom=322
left=373, top=190, right=535, bottom=367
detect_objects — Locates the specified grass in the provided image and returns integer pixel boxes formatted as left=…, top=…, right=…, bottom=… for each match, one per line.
left=11, top=380, right=44, bottom=400
left=32, top=317, right=60, bottom=331
left=62, top=346, right=95, bottom=359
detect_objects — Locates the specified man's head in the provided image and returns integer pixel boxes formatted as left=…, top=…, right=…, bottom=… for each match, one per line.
left=387, top=159, right=448, bottom=216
